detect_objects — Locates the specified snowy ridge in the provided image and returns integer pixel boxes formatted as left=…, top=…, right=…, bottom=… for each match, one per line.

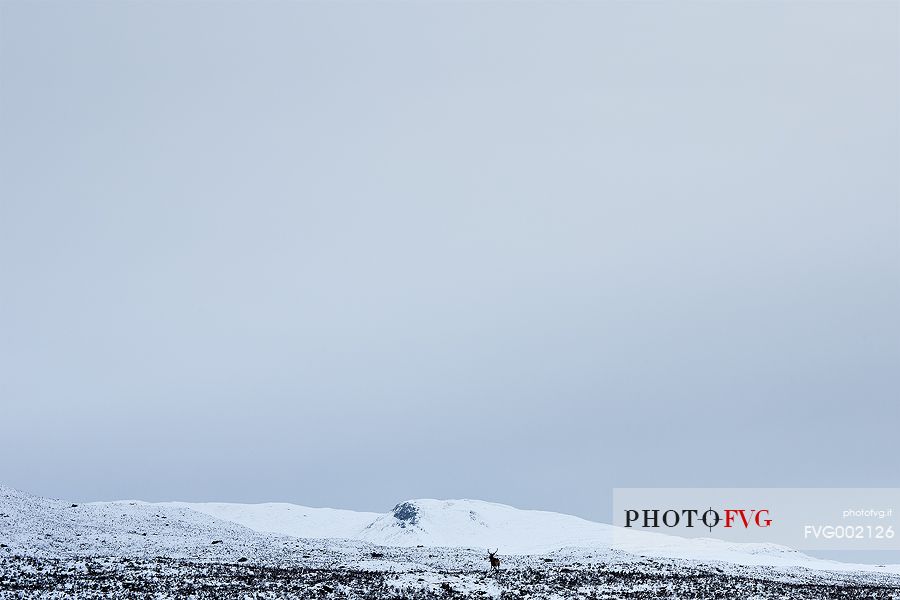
left=160, top=496, right=897, bottom=573
left=0, top=485, right=285, bottom=560
left=2, top=485, right=898, bottom=577
left=160, top=501, right=380, bottom=540
left=357, top=498, right=617, bottom=551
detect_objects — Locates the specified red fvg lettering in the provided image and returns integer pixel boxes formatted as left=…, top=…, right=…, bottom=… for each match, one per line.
left=723, top=509, right=772, bottom=528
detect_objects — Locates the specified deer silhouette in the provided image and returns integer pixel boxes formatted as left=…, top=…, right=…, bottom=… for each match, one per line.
left=488, top=548, right=500, bottom=572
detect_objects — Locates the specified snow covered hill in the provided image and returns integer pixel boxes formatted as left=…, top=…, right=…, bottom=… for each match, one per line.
left=2, top=485, right=898, bottom=577
left=357, top=499, right=609, bottom=551
left=0, top=485, right=322, bottom=562
left=153, top=496, right=897, bottom=574
left=160, top=500, right=380, bottom=540
left=167, top=497, right=606, bottom=552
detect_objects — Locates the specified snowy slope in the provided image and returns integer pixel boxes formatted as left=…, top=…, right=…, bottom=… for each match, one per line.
left=160, top=497, right=899, bottom=574
left=162, top=501, right=379, bottom=540
left=165, top=497, right=621, bottom=552
left=3, top=486, right=898, bottom=577
left=0, top=486, right=307, bottom=561
left=358, top=499, right=611, bottom=551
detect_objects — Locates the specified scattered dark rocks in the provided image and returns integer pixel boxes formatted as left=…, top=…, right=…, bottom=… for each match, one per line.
left=1, top=554, right=897, bottom=599
left=392, top=501, right=420, bottom=527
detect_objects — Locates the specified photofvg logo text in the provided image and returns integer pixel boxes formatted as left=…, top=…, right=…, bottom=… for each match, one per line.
left=624, top=508, right=772, bottom=532
left=613, top=488, right=900, bottom=552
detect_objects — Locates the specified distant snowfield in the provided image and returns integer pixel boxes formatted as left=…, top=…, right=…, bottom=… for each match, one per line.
left=139, top=497, right=898, bottom=574
left=164, top=501, right=380, bottom=540
left=1, top=485, right=897, bottom=577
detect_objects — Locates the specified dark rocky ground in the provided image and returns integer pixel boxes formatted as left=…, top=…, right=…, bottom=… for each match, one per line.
left=2, top=555, right=899, bottom=599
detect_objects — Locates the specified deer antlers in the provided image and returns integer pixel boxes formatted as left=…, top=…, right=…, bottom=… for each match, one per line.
left=488, top=548, right=500, bottom=571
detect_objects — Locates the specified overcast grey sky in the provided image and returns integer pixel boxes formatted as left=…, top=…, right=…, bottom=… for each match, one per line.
left=0, top=1, right=897, bottom=523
